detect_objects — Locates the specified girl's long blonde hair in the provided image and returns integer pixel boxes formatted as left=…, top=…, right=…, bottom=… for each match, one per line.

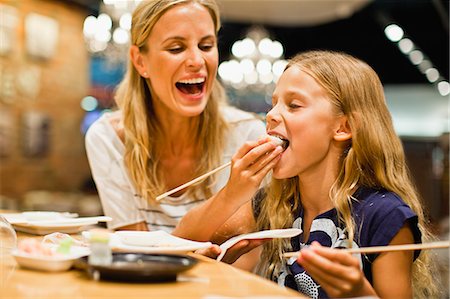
left=115, top=0, right=228, bottom=203
left=256, top=50, right=439, bottom=298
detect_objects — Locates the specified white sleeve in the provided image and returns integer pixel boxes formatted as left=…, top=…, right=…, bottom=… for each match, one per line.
left=245, top=117, right=266, bottom=141
left=85, top=120, right=145, bottom=229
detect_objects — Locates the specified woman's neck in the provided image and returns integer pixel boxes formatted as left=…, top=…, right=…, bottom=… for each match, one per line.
left=156, top=111, right=200, bottom=157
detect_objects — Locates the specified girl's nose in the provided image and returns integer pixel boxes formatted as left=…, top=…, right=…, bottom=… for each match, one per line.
left=266, top=105, right=281, bottom=125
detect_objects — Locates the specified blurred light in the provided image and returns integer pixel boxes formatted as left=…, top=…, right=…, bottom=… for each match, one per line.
left=231, top=41, right=244, bottom=58
left=417, top=60, right=432, bottom=74
left=241, top=38, right=256, bottom=56
left=95, top=29, right=111, bottom=43
left=384, top=24, right=404, bottom=42
left=259, top=72, right=274, bottom=84
left=97, top=13, right=112, bottom=31
left=270, top=41, right=284, bottom=58
left=81, top=96, right=98, bottom=112
left=437, top=81, right=450, bottom=96
left=258, top=38, right=272, bottom=56
left=119, top=13, right=132, bottom=30
left=244, top=71, right=258, bottom=85
left=113, top=28, right=129, bottom=44
left=272, top=60, right=288, bottom=77
left=83, top=16, right=97, bottom=37
left=220, top=26, right=285, bottom=92
left=408, top=50, right=424, bottom=65
left=398, top=38, right=414, bottom=54
left=385, top=21, right=447, bottom=97
left=83, top=2, right=138, bottom=64
left=240, top=59, right=255, bottom=74
left=425, top=68, right=440, bottom=83
left=256, top=59, right=271, bottom=75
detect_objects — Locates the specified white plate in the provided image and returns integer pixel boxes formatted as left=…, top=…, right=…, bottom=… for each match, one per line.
left=217, top=228, right=302, bottom=261
left=1, top=212, right=78, bottom=224
left=1, top=213, right=112, bottom=235
left=13, top=220, right=100, bottom=235
left=82, top=230, right=212, bottom=254
left=13, top=246, right=90, bottom=272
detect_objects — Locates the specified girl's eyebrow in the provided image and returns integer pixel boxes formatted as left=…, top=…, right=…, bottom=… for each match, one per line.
left=284, top=90, right=307, bottom=99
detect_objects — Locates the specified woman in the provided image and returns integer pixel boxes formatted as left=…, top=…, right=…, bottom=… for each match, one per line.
left=175, top=50, right=439, bottom=297
left=85, top=0, right=266, bottom=253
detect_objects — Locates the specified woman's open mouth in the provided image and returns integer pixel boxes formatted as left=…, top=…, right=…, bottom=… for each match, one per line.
left=175, top=78, right=205, bottom=96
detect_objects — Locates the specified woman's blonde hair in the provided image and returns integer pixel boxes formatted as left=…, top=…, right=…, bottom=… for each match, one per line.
left=256, top=50, right=439, bottom=298
left=115, top=0, right=228, bottom=203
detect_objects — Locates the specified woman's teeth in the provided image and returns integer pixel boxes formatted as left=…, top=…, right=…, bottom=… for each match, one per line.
left=178, top=78, right=205, bottom=84
left=176, top=78, right=205, bottom=95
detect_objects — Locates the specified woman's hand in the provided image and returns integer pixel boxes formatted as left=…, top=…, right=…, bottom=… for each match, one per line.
left=222, top=137, right=283, bottom=206
left=174, top=137, right=282, bottom=242
left=195, top=239, right=269, bottom=264
left=296, top=242, right=377, bottom=298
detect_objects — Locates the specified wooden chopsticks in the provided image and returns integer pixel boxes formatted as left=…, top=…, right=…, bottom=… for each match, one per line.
left=156, top=162, right=231, bottom=201
left=282, top=240, right=450, bottom=258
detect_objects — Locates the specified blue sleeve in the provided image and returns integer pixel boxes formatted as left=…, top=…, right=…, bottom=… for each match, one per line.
left=355, top=190, right=421, bottom=262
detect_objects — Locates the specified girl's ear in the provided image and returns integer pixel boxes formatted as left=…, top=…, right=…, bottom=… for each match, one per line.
left=130, top=45, right=148, bottom=77
left=334, top=116, right=352, bottom=142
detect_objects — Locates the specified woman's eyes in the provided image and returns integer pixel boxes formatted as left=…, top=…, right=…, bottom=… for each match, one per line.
left=168, top=47, right=183, bottom=53
left=167, top=43, right=214, bottom=53
left=199, top=44, right=214, bottom=51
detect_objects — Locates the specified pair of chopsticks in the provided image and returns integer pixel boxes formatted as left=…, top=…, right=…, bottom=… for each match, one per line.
left=156, top=162, right=231, bottom=201
left=282, top=240, right=450, bottom=258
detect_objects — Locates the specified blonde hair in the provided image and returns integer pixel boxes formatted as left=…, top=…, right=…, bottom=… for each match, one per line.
left=115, top=0, right=228, bottom=203
left=256, top=50, right=439, bottom=298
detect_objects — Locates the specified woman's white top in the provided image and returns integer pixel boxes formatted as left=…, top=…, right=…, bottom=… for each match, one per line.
left=85, top=106, right=266, bottom=232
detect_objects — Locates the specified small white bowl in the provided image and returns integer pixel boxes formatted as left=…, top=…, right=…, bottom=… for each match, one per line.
left=12, top=247, right=90, bottom=272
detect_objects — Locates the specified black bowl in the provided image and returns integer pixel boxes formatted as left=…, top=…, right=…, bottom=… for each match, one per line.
left=77, top=253, right=198, bottom=282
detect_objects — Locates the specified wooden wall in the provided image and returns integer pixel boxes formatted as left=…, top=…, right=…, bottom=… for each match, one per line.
left=0, top=0, right=92, bottom=202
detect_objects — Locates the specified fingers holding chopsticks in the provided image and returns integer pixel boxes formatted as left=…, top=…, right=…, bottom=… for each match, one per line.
left=296, top=242, right=376, bottom=298
left=232, top=136, right=283, bottom=175
left=220, top=136, right=283, bottom=205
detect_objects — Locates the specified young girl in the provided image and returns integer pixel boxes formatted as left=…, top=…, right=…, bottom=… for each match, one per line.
left=175, top=50, right=439, bottom=298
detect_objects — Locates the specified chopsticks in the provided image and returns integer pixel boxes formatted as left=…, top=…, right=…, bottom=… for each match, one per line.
left=156, top=162, right=231, bottom=201
left=282, top=240, right=450, bottom=258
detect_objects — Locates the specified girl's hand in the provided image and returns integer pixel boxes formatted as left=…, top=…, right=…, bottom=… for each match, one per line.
left=195, top=239, right=269, bottom=264
left=222, top=136, right=283, bottom=206
left=296, top=242, right=377, bottom=298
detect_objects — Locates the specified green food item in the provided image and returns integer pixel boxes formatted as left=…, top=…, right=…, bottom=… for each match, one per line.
left=56, top=238, right=73, bottom=254
left=89, top=229, right=110, bottom=244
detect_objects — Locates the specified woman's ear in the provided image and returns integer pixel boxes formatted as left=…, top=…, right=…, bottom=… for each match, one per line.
left=130, top=45, right=148, bottom=78
left=334, top=116, right=352, bottom=142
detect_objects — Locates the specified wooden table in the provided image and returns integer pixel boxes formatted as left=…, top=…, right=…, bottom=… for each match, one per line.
left=0, top=233, right=303, bottom=299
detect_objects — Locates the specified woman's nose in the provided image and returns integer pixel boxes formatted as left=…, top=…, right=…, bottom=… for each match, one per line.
left=186, top=49, right=204, bottom=69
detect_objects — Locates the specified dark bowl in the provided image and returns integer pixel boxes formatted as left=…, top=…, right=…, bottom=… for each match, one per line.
left=77, top=253, right=198, bottom=282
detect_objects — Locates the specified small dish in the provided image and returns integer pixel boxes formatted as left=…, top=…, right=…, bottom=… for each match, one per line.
left=110, top=230, right=212, bottom=254
left=116, top=230, right=181, bottom=247
left=5, top=215, right=112, bottom=235
left=13, top=246, right=90, bottom=272
left=77, top=253, right=198, bottom=282
left=217, top=228, right=302, bottom=261
left=12, top=220, right=100, bottom=235
left=22, top=211, right=64, bottom=221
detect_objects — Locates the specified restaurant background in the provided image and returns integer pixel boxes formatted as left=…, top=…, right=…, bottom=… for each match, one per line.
left=0, top=0, right=448, bottom=230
